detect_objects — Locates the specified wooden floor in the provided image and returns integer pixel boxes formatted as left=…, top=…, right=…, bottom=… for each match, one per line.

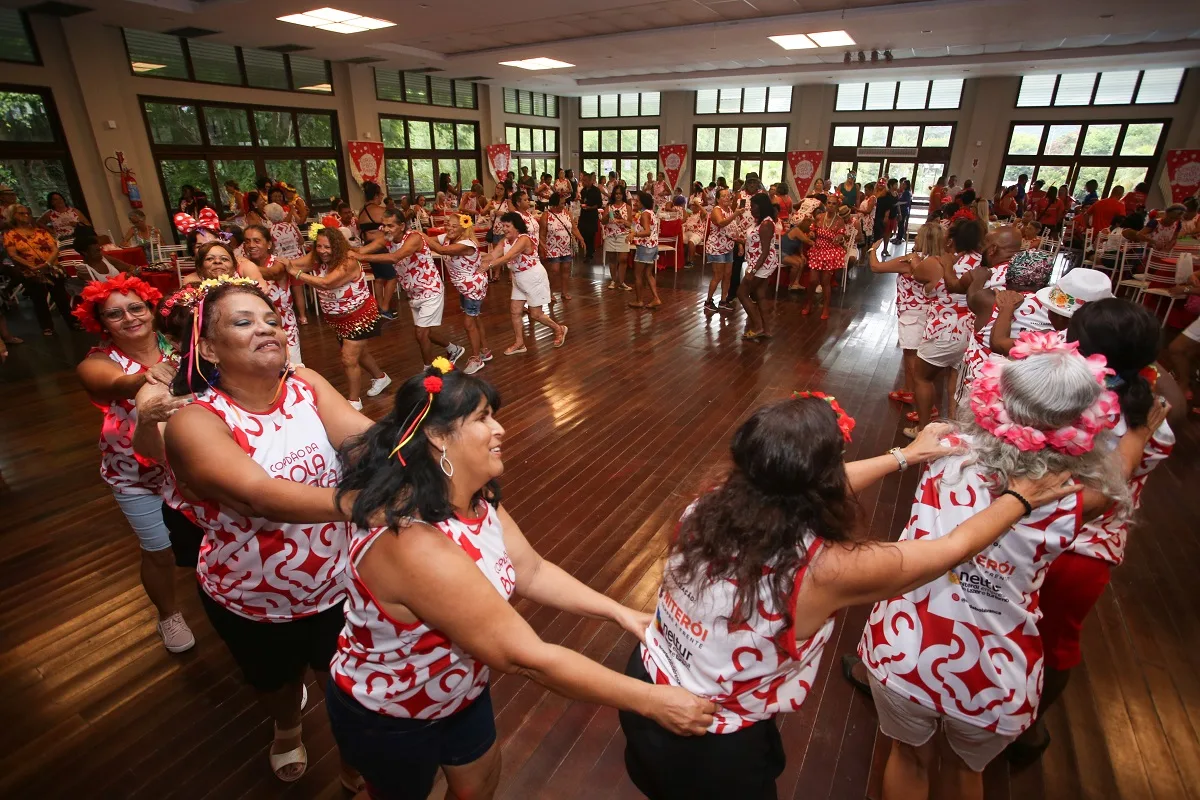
left=1, top=258, right=1197, bottom=800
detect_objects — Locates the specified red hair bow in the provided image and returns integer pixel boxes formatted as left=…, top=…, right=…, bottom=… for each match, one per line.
left=174, top=207, right=220, bottom=235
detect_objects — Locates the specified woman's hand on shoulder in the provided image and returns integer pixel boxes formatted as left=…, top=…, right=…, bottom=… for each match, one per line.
left=1007, top=470, right=1076, bottom=508
left=136, top=379, right=192, bottom=424
left=145, top=360, right=177, bottom=386
left=901, top=422, right=965, bottom=465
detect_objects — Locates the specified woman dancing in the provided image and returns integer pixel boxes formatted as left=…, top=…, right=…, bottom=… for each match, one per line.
left=704, top=188, right=738, bottom=312
left=326, top=364, right=716, bottom=799
left=540, top=192, right=585, bottom=302
left=484, top=212, right=567, bottom=356
left=425, top=214, right=493, bottom=374
left=73, top=274, right=195, bottom=653
left=628, top=191, right=662, bottom=310
left=803, top=201, right=848, bottom=319
left=603, top=185, right=633, bottom=291
left=736, top=193, right=779, bottom=339
left=619, top=394, right=1075, bottom=799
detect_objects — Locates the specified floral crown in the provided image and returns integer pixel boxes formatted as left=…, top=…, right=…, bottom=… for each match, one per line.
left=183, top=276, right=267, bottom=394
left=72, top=273, right=163, bottom=334
left=969, top=331, right=1119, bottom=455
left=792, top=391, right=856, bottom=442
left=389, top=357, right=455, bottom=465
left=949, top=207, right=977, bottom=226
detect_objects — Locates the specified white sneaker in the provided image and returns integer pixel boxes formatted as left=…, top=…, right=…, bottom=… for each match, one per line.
left=447, top=343, right=466, bottom=363
left=157, top=612, right=195, bottom=654
left=349, top=399, right=363, bottom=411
left=367, top=373, right=392, bottom=397
left=463, top=356, right=485, bottom=375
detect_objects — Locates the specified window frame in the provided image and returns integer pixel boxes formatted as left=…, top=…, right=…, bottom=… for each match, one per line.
left=379, top=113, right=482, bottom=199
left=690, top=123, right=790, bottom=188
left=578, top=125, right=661, bottom=185
left=0, top=9, right=42, bottom=66
left=1015, top=69, right=1187, bottom=108
left=139, top=94, right=346, bottom=224
left=694, top=87, right=793, bottom=115
left=121, top=29, right=333, bottom=95
left=834, top=79, right=963, bottom=112
left=502, top=88, right=560, bottom=118
left=373, top=69, right=478, bottom=110
left=505, top=124, right=560, bottom=179
left=0, top=82, right=87, bottom=216
left=578, top=92, right=661, bottom=118
left=825, top=121, right=956, bottom=198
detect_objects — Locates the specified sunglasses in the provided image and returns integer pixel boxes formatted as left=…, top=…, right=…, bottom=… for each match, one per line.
left=101, top=302, right=151, bottom=322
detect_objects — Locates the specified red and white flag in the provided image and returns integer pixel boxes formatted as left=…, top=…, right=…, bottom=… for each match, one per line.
left=1165, top=150, right=1200, bottom=204
left=787, top=151, right=823, bottom=197
left=659, top=144, right=688, bottom=192
left=486, top=144, right=512, bottom=184
left=347, top=141, right=384, bottom=186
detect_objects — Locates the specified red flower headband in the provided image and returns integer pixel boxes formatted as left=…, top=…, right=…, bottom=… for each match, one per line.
left=173, top=207, right=220, bottom=235
left=792, top=390, right=856, bottom=442
left=949, top=207, right=977, bottom=226
left=72, top=273, right=163, bottom=334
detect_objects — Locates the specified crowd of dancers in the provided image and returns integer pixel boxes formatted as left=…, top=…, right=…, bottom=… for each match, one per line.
left=61, top=163, right=1192, bottom=800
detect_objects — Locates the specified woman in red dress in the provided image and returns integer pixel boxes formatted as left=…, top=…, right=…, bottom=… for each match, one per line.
left=803, top=201, right=848, bottom=319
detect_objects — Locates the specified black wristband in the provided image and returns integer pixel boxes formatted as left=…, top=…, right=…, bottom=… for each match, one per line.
left=1002, top=489, right=1033, bottom=517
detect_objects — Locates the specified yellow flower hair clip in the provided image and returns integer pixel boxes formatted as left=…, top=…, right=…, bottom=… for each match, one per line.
left=308, top=221, right=325, bottom=241
left=430, top=356, right=454, bottom=375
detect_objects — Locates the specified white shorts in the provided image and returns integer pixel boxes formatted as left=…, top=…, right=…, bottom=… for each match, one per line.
left=753, top=261, right=780, bottom=279
left=869, top=676, right=1017, bottom=773
left=684, top=231, right=703, bottom=246
left=604, top=234, right=631, bottom=253
left=511, top=265, right=552, bottom=308
left=1183, top=314, right=1200, bottom=343
left=897, top=307, right=926, bottom=350
left=410, top=292, right=444, bottom=328
left=917, top=333, right=969, bottom=369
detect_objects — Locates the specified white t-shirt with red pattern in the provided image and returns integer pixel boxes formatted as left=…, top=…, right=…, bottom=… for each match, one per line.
left=603, top=203, right=630, bottom=240
left=518, top=211, right=540, bottom=248
left=923, top=251, right=984, bottom=342
left=631, top=210, right=660, bottom=248
left=895, top=252, right=929, bottom=314
left=745, top=218, right=778, bottom=275
left=705, top=208, right=738, bottom=256
left=437, top=234, right=486, bottom=301
left=189, top=375, right=349, bottom=621
left=960, top=293, right=1052, bottom=397
left=271, top=221, right=305, bottom=259
left=502, top=234, right=540, bottom=273
left=260, top=256, right=299, bottom=355
left=90, top=342, right=168, bottom=496
left=330, top=504, right=514, bottom=719
left=544, top=210, right=574, bottom=258
left=859, top=436, right=1083, bottom=736
left=313, top=258, right=371, bottom=318
left=392, top=232, right=443, bottom=303
left=1068, top=416, right=1172, bottom=565
left=641, top=517, right=834, bottom=734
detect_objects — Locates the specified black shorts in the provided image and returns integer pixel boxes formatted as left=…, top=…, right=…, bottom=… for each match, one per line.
left=326, top=679, right=497, bottom=800
left=618, top=646, right=784, bottom=800
left=163, top=503, right=202, bottom=568
left=198, top=589, right=345, bottom=692
left=370, top=259, right=398, bottom=280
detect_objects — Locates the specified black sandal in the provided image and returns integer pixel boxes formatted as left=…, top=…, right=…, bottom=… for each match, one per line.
left=841, top=654, right=873, bottom=699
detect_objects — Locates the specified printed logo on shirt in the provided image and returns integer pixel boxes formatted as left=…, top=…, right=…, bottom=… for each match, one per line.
left=657, top=589, right=710, bottom=665
left=948, top=568, right=1009, bottom=608
left=269, top=442, right=335, bottom=485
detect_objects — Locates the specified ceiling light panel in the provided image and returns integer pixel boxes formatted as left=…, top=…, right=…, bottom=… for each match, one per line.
left=769, top=34, right=817, bottom=50
left=277, top=8, right=394, bottom=32
left=304, top=7, right=359, bottom=22
left=317, top=22, right=367, bottom=33
left=809, top=30, right=855, bottom=47
left=499, top=57, right=574, bottom=70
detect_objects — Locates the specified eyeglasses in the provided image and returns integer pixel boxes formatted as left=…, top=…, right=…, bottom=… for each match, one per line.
left=101, top=302, right=150, bottom=321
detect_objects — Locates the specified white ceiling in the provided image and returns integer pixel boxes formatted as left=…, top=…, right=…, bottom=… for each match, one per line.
left=21, top=0, right=1200, bottom=91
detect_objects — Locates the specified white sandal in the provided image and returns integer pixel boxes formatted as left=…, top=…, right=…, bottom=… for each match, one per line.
left=269, top=723, right=308, bottom=782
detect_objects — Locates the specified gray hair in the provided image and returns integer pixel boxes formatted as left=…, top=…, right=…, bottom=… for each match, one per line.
left=950, top=351, right=1132, bottom=518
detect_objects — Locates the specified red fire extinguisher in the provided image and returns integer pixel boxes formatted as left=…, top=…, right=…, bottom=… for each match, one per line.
left=107, top=151, right=143, bottom=209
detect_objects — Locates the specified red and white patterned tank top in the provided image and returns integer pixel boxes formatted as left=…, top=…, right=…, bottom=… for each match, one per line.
left=89, top=342, right=169, bottom=495
left=705, top=208, right=737, bottom=256
left=641, top=520, right=834, bottom=734
left=438, top=234, right=487, bottom=301
left=544, top=210, right=574, bottom=258
left=859, top=436, right=1083, bottom=736
left=489, top=201, right=509, bottom=236
left=330, top=504, right=515, bottom=719
left=603, top=203, right=629, bottom=240
left=189, top=375, right=349, bottom=621
left=960, top=293, right=1051, bottom=396
left=631, top=210, right=660, bottom=248
left=745, top=218, right=778, bottom=274
left=503, top=234, right=540, bottom=273
left=922, top=251, right=983, bottom=341
left=393, top=232, right=443, bottom=302
left=1068, top=417, right=1172, bottom=566
left=314, top=258, right=370, bottom=318
left=896, top=252, right=929, bottom=313
left=518, top=211, right=540, bottom=248
left=261, top=257, right=299, bottom=355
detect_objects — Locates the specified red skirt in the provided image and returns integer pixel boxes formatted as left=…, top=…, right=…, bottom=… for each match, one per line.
left=328, top=297, right=382, bottom=341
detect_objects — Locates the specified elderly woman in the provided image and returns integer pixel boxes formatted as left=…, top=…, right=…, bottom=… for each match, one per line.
left=38, top=191, right=90, bottom=239
left=121, top=209, right=160, bottom=261
left=3, top=203, right=75, bottom=335
left=860, top=331, right=1132, bottom=800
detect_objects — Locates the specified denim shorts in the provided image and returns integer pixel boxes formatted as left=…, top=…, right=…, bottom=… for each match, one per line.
left=543, top=255, right=573, bottom=264
left=459, top=295, right=483, bottom=316
left=327, top=679, right=497, bottom=800
left=113, top=490, right=172, bottom=552
left=634, top=245, right=658, bottom=263
left=707, top=251, right=733, bottom=264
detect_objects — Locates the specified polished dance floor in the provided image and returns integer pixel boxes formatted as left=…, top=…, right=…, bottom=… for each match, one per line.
left=1, top=259, right=1197, bottom=799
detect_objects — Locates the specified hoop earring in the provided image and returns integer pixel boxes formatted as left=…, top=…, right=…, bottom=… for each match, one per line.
left=439, top=446, right=454, bottom=478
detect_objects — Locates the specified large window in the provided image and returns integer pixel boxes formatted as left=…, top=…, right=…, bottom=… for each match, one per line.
left=505, top=125, right=559, bottom=181
left=827, top=122, right=955, bottom=198
left=502, top=88, right=559, bottom=118
left=1000, top=119, right=1169, bottom=202
left=380, top=115, right=480, bottom=199
left=0, top=9, right=39, bottom=65
left=835, top=79, right=963, bottom=111
left=695, top=87, right=791, bottom=115
left=1016, top=68, right=1186, bottom=107
left=123, top=29, right=332, bottom=94
left=142, top=98, right=344, bottom=221
left=580, top=127, right=660, bottom=185
left=579, top=92, right=660, bottom=118
left=0, top=86, right=85, bottom=216
left=693, top=124, right=788, bottom=188
left=375, top=70, right=477, bottom=109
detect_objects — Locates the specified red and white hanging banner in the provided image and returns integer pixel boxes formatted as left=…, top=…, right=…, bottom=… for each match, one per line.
left=486, top=144, right=512, bottom=184
left=787, top=150, right=823, bottom=198
left=659, top=144, right=688, bottom=192
left=347, top=141, right=384, bottom=186
left=1165, top=150, right=1200, bottom=204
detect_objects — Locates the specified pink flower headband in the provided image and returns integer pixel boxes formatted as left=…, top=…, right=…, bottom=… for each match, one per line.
left=969, top=331, right=1119, bottom=456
